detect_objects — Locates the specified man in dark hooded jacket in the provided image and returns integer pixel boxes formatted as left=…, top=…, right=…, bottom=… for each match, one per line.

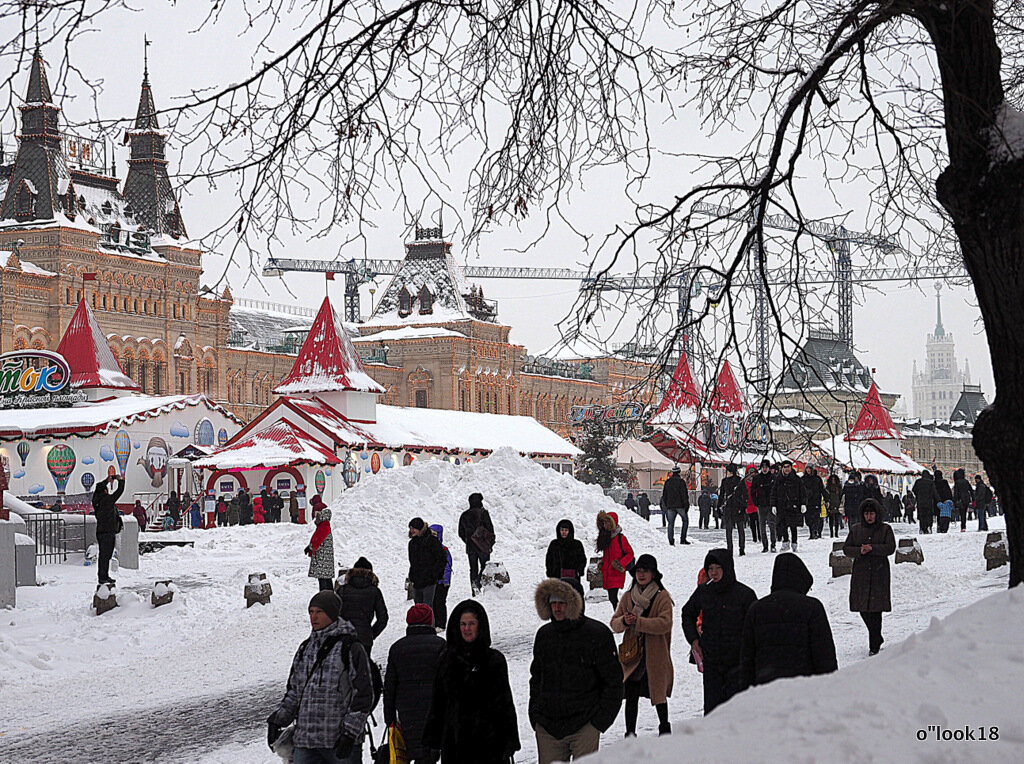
left=384, top=603, right=446, bottom=763
left=770, top=460, right=805, bottom=552
left=912, top=470, right=939, bottom=533
left=680, top=549, right=757, bottom=714
left=545, top=519, right=588, bottom=611
left=952, top=468, right=974, bottom=532
left=841, top=472, right=865, bottom=526
left=530, top=578, right=623, bottom=762
left=334, top=556, right=389, bottom=658
left=739, top=554, right=837, bottom=689
left=458, top=493, right=495, bottom=594
left=660, top=466, right=691, bottom=545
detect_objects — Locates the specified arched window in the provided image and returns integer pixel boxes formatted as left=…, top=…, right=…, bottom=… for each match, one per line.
left=15, top=180, right=35, bottom=216
left=398, top=287, right=412, bottom=316
left=418, top=286, right=433, bottom=315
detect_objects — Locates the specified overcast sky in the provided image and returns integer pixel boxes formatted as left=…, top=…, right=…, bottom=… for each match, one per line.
left=0, top=3, right=995, bottom=416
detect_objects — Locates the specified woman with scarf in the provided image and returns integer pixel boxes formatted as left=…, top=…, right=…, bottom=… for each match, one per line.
left=596, top=511, right=634, bottom=608
left=610, top=554, right=674, bottom=737
left=423, top=600, right=520, bottom=763
left=305, top=499, right=335, bottom=591
left=545, top=519, right=587, bottom=611
left=843, top=498, right=896, bottom=655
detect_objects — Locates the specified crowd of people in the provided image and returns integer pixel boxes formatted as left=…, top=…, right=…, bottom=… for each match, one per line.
left=268, top=488, right=909, bottom=764
left=626, top=460, right=998, bottom=552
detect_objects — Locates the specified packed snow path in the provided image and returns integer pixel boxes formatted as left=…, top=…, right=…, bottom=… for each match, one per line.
left=2, top=450, right=1017, bottom=762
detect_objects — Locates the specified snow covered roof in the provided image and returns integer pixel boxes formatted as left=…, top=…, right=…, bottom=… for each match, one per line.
left=354, top=326, right=466, bottom=343
left=816, top=433, right=924, bottom=475
left=845, top=383, right=903, bottom=441
left=192, top=419, right=340, bottom=471
left=541, top=335, right=610, bottom=361
left=709, top=360, right=747, bottom=414
left=0, top=394, right=239, bottom=440
left=55, top=298, right=139, bottom=392
left=615, top=439, right=675, bottom=471
left=646, top=425, right=781, bottom=468
left=274, top=297, right=385, bottom=395
left=649, top=353, right=701, bottom=424
left=778, top=330, right=876, bottom=393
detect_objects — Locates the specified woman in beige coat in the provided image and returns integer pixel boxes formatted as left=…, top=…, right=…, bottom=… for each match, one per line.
left=610, top=553, right=674, bottom=737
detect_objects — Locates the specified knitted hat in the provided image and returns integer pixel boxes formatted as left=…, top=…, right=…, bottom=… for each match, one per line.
left=407, top=603, right=435, bottom=626
left=409, top=517, right=426, bottom=531
left=354, top=556, right=372, bottom=571
left=308, top=591, right=341, bottom=622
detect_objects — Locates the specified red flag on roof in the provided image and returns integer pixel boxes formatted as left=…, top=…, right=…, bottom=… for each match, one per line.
left=845, top=382, right=903, bottom=441
left=655, top=353, right=702, bottom=415
left=709, top=360, right=746, bottom=414
left=325, top=271, right=335, bottom=281
left=55, top=299, right=139, bottom=392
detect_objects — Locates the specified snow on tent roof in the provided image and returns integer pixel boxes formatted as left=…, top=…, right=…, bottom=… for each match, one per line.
left=55, top=299, right=139, bottom=391
left=650, top=353, right=702, bottom=423
left=274, top=296, right=385, bottom=395
left=845, top=382, right=903, bottom=441
left=709, top=360, right=747, bottom=414
left=192, top=419, right=340, bottom=471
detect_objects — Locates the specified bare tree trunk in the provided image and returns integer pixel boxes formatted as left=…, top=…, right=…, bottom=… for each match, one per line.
left=925, top=0, right=1024, bottom=586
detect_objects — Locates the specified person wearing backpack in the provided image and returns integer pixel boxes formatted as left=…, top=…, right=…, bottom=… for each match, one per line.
left=267, top=591, right=374, bottom=764
left=458, top=493, right=495, bottom=595
left=431, top=524, right=454, bottom=630
left=596, top=511, right=634, bottom=608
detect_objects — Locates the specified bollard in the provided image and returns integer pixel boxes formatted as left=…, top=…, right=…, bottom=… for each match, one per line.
left=93, top=583, right=118, bottom=615
left=895, top=538, right=924, bottom=565
left=586, top=556, right=603, bottom=590
left=244, top=572, right=273, bottom=607
left=830, top=540, right=853, bottom=577
left=480, top=561, right=510, bottom=589
left=151, top=580, right=175, bottom=607
left=984, top=532, right=1009, bottom=571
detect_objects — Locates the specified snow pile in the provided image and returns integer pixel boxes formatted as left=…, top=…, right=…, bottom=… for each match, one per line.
left=593, top=587, right=1024, bottom=763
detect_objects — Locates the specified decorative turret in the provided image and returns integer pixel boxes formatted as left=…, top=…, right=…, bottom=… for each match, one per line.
left=0, top=45, right=74, bottom=223
left=121, top=44, right=186, bottom=239
left=55, top=298, right=140, bottom=401
left=649, top=353, right=702, bottom=425
left=934, top=283, right=945, bottom=338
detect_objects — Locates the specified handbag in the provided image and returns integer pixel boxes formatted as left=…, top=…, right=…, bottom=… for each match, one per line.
left=270, top=724, right=295, bottom=762
left=389, top=725, right=408, bottom=764
left=618, top=627, right=641, bottom=663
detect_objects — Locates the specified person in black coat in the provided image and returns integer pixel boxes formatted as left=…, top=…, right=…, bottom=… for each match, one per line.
left=660, top=465, right=691, bottom=545
left=912, top=470, right=939, bottom=533
left=637, top=493, right=651, bottom=521
left=545, top=519, right=587, bottom=611
left=770, top=460, right=806, bottom=551
left=384, top=603, right=446, bottom=763
left=974, top=474, right=993, bottom=531
left=739, top=553, right=837, bottom=689
left=92, top=473, right=125, bottom=585
left=801, top=466, right=825, bottom=539
left=530, top=578, right=623, bottom=761
left=335, top=556, right=389, bottom=658
left=166, top=490, right=181, bottom=528
left=423, top=600, right=520, bottom=764
left=952, top=468, right=974, bottom=531
left=680, top=549, right=757, bottom=714
left=409, top=518, right=446, bottom=608
left=862, top=475, right=884, bottom=518
left=717, top=464, right=748, bottom=556
left=697, top=488, right=713, bottom=530
left=843, top=499, right=896, bottom=655
left=238, top=488, right=253, bottom=525
left=457, top=493, right=495, bottom=595
left=841, top=472, right=865, bottom=526
left=750, top=459, right=777, bottom=552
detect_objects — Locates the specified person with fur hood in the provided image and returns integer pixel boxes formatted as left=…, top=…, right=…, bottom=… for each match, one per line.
left=305, top=500, right=335, bottom=590
left=423, top=600, right=520, bottom=763
left=596, top=511, right=634, bottom=608
left=610, top=554, right=675, bottom=738
left=530, top=579, right=623, bottom=763
left=334, top=556, right=389, bottom=658
left=545, top=519, right=588, bottom=610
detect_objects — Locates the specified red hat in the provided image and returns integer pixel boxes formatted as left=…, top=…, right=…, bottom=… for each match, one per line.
left=406, top=604, right=435, bottom=626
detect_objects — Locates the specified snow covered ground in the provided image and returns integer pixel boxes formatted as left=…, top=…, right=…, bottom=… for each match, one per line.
left=1, top=448, right=1018, bottom=763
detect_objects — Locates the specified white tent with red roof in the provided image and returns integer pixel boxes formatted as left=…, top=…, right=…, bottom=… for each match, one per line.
left=55, top=298, right=139, bottom=400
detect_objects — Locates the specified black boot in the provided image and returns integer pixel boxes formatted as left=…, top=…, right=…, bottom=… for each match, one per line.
left=658, top=722, right=671, bottom=736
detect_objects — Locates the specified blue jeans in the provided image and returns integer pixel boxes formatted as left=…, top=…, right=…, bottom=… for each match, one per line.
left=978, top=503, right=989, bottom=531
left=294, top=741, right=362, bottom=764
left=665, top=508, right=688, bottom=544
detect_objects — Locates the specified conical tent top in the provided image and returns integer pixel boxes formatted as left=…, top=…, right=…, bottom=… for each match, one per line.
left=655, top=353, right=702, bottom=416
left=845, top=382, right=902, bottom=441
left=55, top=299, right=139, bottom=391
left=709, top=360, right=747, bottom=414
left=274, top=296, right=385, bottom=395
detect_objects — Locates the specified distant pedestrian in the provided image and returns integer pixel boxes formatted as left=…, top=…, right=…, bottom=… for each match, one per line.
left=802, top=465, right=825, bottom=539
left=637, top=492, right=651, bottom=521
left=624, top=492, right=637, bottom=514
left=384, top=604, right=446, bottom=764
left=610, top=554, right=675, bottom=737
left=771, top=460, right=805, bottom=552
left=289, top=492, right=300, bottom=523
left=974, top=475, right=992, bottom=531
left=680, top=549, right=756, bottom=714
left=934, top=469, right=953, bottom=533
left=660, top=466, right=690, bottom=545
left=718, top=464, right=748, bottom=557
left=740, top=553, right=837, bottom=689
left=423, top=600, right=520, bottom=763
left=132, top=499, right=148, bottom=533
left=750, top=459, right=776, bottom=552
left=843, top=499, right=896, bottom=656
left=270, top=489, right=284, bottom=523
left=596, top=511, right=634, bottom=608
left=253, top=493, right=266, bottom=524
left=842, top=472, right=864, bottom=526
left=226, top=494, right=240, bottom=526
left=238, top=488, right=253, bottom=525
left=189, top=498, right=202, bottom=529
left=545, top=519, right=587, bottom=611
left=335, top=556, right=389, bottom=659
left=306, top=501, right=335, bottom=591
left=408, top=517, right=446, bottom=608
left=92, top=472, right=125, bottom=585
left=431, top=523, right=453, bottom=630
left=531, top=579, right=623, bottom=762
left=953, top=468, right=974, bottom=533
left=912, top=470, right=938, bottom=533
left=267, top=591, right=373, bottom=764
left=166, top=490, right=181, bottom=529
left=903, top=491, right=916, bottom=525
left=826, top=474, right=843, bottom=538
left=697, top=487, right=712, bottom=530
left=458, top=493, right=495, bottom=595
left=743, top=465, right=759, bottom=545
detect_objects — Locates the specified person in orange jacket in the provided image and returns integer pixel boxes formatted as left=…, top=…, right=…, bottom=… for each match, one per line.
left=596, top=510, right=634, bottom=608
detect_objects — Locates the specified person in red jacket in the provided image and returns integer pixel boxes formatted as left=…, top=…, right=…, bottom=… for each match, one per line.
left=253, top=495, right=266, bottom=524
left=744, top=465, right=760, bottom=546
left=596, top=510, right=634, bottom=608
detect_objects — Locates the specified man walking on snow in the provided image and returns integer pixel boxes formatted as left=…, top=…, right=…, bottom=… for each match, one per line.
left=661, top=465, right=690, bottom=545
left=771, top=460, right=806, bottom=552
left=458, top=492, right=495, bottom=594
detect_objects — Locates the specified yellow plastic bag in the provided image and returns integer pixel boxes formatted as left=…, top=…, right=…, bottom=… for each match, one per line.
left=820, top=498, right=827, bottom=519
left=389, top=725, right=408, bottom=764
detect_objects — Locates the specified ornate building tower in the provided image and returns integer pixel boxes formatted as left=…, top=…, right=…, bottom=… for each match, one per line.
left=912, top=284, right=970, bottom=420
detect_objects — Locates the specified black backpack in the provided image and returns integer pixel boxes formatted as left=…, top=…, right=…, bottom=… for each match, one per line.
left=300, top=633, right=383, bottom=712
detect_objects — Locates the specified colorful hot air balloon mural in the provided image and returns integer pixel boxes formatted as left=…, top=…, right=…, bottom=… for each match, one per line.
left=139, top=437, right=169, bottom=488
left=114, top=430, right=131, bottom=477
left=343, top=454, right=359, bottom=488
left=370, top=453, right=381, bottom=474
left=382, top=453, right=395, bottom=469
left=81, top=472, right=95, bottom=493
left=46, top=443, right=76, bottom=495
left=16, top=439, right=30, bottom=467
left=314, top=470, right=326, bottom=495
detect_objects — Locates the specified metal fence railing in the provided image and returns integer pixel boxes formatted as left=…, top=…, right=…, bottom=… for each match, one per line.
left=22, top=513, right=68, bottom=565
